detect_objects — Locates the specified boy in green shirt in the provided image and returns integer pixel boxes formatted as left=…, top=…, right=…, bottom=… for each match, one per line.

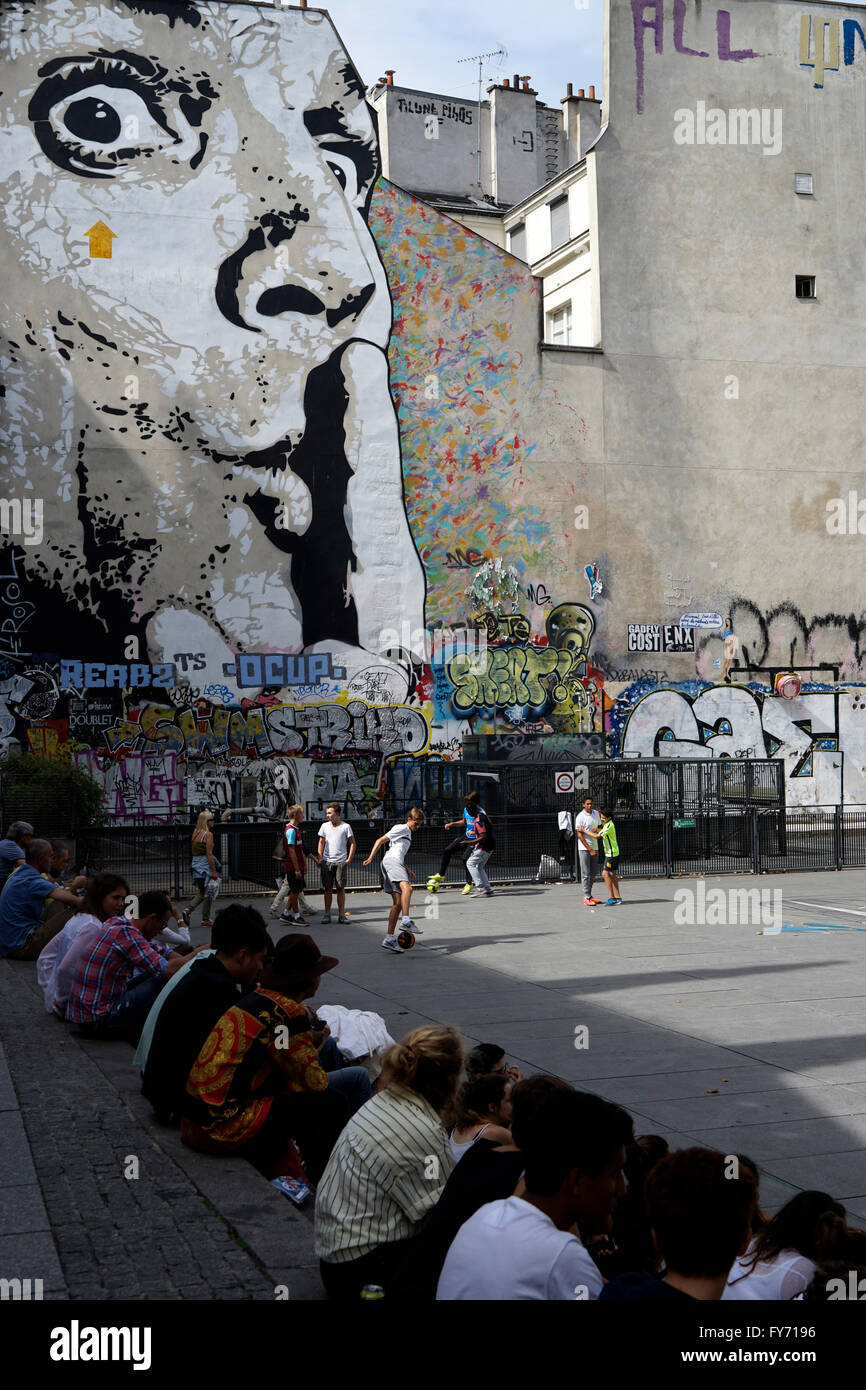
left=590, top=808, right=622, bottom=906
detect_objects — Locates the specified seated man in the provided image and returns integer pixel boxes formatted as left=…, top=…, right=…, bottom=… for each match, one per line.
left=182, top=934, right=354, bottom=1183
left=0, top=820, right=33, bottom=891
left=65, top=891, right=194, bottom=1044
left=600, top=1147, right=757, bottom=1301
left=141, top=905, right=272, bottom=1122
left=436, top=1088, right=633, bottom=1301
left=40, top=839, right=88, bottom=933
left=0, top=839, right=84, bottom=960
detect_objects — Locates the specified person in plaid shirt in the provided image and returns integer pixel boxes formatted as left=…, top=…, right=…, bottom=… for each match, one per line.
left=66, top=891, right=199, bottom=1043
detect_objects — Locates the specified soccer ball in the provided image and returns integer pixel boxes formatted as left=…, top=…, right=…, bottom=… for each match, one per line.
left=426, top=876, right=440, bottom=893
left=396, top=929, right=416, bottom=950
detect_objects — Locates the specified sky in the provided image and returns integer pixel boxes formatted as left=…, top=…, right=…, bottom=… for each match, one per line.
left=325, top=0, right=604, bottom=110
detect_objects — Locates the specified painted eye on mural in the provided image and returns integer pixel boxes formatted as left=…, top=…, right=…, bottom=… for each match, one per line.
left=50, top=84, right=170, bottom=160
left=29, top=58, right=208, bottom=179
left=304, top=106, right=377, bottom=207
left=325, top=154, right=353, bottom=196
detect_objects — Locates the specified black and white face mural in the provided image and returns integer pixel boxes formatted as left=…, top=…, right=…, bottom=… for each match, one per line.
left=0, top=0, right=425, bottom=698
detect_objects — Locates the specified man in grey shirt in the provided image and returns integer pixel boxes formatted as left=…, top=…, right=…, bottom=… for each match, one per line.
left=575, top=797, right=602, bottom=905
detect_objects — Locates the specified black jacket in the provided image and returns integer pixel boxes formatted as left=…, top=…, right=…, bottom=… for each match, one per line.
left=142, top=954, right=241, bottom=1118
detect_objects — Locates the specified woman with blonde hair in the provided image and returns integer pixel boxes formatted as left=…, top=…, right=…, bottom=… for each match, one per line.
left=189, top=812, right=221, bottom=929
left=315, top=1024, right=464, bottom=1300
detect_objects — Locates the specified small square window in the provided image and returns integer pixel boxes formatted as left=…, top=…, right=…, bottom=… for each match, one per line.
left=796, top=275, right=816, bottom=299
left=794, top=172, right=813, bottom=195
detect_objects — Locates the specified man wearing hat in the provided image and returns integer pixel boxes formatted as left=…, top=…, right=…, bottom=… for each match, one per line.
left=182, top=934, right=369, bottom=1182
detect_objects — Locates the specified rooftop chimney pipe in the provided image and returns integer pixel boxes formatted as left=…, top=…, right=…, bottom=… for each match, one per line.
left=566, top=83, right=574, bottom=98
left=503, top=78, right=510, bottom=87
left=385, top=70, right=395, bottom=85
left=577, top=88, right=585, bottom=98
left=589, top=85, right=596, bottom=99
left=513, top=73, right=520, bottom=88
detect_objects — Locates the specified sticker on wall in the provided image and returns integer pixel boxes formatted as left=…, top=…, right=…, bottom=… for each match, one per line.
left=627, top=624, right=695, bottom=653
left=680, top=612, right=723, bottom=630
left=584, top=563, right=603, bottom=601
left=85, top=221, right=116, bottom=259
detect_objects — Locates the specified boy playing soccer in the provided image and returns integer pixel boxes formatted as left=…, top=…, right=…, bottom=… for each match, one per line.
left=589, top=808, right=622, bottom=906
left=364, top=807, right=425, bottom=954
left=317, top=802, right=355, bottom=924
left=427, top=790, right=481, bottom=897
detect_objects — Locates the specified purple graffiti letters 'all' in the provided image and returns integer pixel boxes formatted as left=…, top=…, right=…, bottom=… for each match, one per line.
left=633, top=3, right=761, bottom=113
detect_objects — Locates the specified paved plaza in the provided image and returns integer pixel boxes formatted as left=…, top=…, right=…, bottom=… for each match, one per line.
left=2, top=868, right=866, bottom=1300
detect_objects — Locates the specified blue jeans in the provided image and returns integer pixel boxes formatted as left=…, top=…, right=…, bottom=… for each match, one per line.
left=318, top=1037, right=372, bottom=1115
left=88, top=975, right=166, bottom=1044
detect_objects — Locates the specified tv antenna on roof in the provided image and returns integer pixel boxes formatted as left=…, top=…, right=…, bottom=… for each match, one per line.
left=458, top=47, right=507, bottom=191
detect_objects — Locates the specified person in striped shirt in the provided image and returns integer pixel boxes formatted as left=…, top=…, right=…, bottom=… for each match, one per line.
left=315, top=1024, right=463, bottom=1300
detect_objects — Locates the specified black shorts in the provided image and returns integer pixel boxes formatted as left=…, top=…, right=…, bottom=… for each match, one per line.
left=286, top=870, right=305, bottom=894
left=603, top=856, right=619, bottom=874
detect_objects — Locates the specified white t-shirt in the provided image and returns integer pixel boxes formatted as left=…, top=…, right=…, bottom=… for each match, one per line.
left=382, top=823, right=412, bottom=871
left=436, top=1196, right=604, bottom=1301
left=722, top=1246, right=817, bottom=1301
left=317, top=821, right=354, bottom=863
left=576, top=809, right=601, bottom=851
left=37, top=912, right=101, bottom=1014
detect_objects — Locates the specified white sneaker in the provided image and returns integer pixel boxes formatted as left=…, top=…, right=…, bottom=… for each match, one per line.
left=402, top=918, right=422, bottom=935
left=381, top=935, right=405, bottom=953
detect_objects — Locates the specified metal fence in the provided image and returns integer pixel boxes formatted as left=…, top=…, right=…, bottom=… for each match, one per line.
left=74, top=805, right=866, bottom=897
left=386, top=757, right=786, bottom=820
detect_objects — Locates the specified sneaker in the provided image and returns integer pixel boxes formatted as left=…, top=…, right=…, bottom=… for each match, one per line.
left=587, top=898, right=603, bottom=906
left=280, top=911, right=293, bottom=921
left=461, top=883, right=473, bottom=896
left=401, top=918, right=421, bottom=934
left=604, top=898, right=618, bottom=906
left=615, top=898, right=624, bottom=904
left=321, top=914, right=332, bottom=924
left=337, top=914, right=350, bottom=924
left=381, top=935, right=405, bottom=953
left=582, top=897, right=593, bottom=906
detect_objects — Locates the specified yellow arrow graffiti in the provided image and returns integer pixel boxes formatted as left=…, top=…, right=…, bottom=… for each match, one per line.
left=85, top=220, right=116, bottom=259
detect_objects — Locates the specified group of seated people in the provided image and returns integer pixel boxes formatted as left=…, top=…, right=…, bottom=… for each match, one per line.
left=2, top=838, right=864, bottom=1301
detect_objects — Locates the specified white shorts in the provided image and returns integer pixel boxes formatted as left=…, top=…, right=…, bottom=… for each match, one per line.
left=381, top=855, right=409, bottom=890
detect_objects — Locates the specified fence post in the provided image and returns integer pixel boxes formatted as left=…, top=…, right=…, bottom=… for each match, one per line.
left=751, top=808, right=760, bottom=875
left=173, top=826, right=182, bottom=899
left=664, top=812, right=673, bottom=877
left=834, top=804, right=843, bottom=871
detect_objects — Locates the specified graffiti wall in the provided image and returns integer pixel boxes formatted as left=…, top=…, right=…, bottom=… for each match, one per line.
left=3, top=1, right=866, bottom=819
left=0, top=0, right=597, bottom=821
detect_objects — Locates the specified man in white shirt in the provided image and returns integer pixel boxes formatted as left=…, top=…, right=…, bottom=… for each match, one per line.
left=575, top=797, right=602, bottom=906
left=437, top=1088, right=632, bottom=1300
left=317, top=802, right=355, bottom=924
